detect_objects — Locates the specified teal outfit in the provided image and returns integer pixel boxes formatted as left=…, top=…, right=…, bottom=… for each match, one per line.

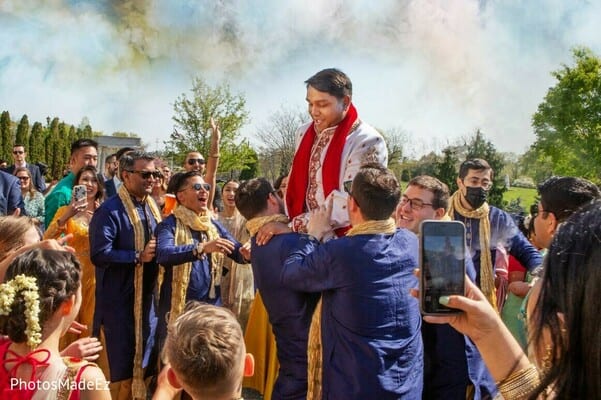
left=44, top=172, right=75, bottom=227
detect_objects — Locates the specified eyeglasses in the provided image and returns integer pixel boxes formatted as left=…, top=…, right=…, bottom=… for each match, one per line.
left=13, top=151, right=24, bottom=155
left=399, top=196, right=433, bottom=211
left=126, top=170, right=162, bottom=179
left=180, top=182, right=211, bottom=192
left=187, top=158, right=206, bottom=165
left=17, top=176, right=30, bottom=181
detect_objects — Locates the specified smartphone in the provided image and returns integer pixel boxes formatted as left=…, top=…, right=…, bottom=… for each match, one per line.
left=420, top=220, right=466, bottom=315
left=72, top=184, right=87, bottom=201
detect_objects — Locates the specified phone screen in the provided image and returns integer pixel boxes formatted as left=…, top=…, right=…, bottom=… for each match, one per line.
left=420, top=220, right=466, bottom=314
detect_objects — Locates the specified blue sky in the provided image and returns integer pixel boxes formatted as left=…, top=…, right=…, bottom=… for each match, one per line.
left=1, top=0, right=600, bottom=156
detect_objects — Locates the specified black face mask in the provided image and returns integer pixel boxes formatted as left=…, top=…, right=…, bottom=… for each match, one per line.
left=464, top=186, right=488, bottom=209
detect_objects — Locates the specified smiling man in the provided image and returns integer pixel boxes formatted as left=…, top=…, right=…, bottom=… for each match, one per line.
left=286, top=68, right=388, bottom=238
left=396, top=175, right=497, bottom=400
left=152, top=170, right=248, bottom=376
left=89, top=151, right=162, bottom=399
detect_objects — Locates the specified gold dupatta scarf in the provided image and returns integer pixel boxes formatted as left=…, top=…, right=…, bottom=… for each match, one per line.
left=245, top=214, right=290, bottom=237
left=447, top=190, right=497, bottom=310
left=307, top=217, right=397, bottom=399
left=168, top=206, right=223, bottom=327
left=117, top=184, right=162, bottom=400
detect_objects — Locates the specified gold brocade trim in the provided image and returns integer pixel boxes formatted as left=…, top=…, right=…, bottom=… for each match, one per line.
left=447, top=190, right=497, bottom=310
left=117, top=185, right=162, bottom=400
left=168, top=206, right=223, bottom=326
left=346, top=218, right=396, bottom=236
left=245, top=214, right=289, bottom=237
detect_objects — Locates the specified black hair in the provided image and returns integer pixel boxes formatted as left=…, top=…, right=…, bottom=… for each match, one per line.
left=529, top=199, right=601, bottom=399
left=70, top=138, right=98, bottom=155
left=458, top=158, right=493, bottom=180
left=351, top=163, right=400, bottom=220
left=305, top=68, right=352, bottom=99
left=537, top=176, right=600, bottom=223
left=235, top=178, right=274, bottom=220
left=0, top=249, right=81, bottom=344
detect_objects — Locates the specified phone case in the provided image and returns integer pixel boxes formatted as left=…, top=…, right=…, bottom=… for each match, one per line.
left=73, top=185, right=87, bottom=201
left=419, top=220, right=466, bottom=315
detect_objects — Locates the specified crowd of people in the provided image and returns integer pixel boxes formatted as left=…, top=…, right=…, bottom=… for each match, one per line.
left=0, top=67, right=599, bottom=400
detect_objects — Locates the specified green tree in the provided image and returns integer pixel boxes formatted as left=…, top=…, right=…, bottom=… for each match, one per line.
left=381, top=127, right=408, bottom=180
left=436, top=147, right=460, bottom=194
left=15, top=115, right=29, bottom=150
left=0, top=111, right=11, bottom=161
left=169, top=78, right=250, bottom=172
left=464, top=129, right=506, bottom=208
left=532, top=47, right=601, bottom=182
left=45, top=118, right=60, bottom=178
left=29, top=122, right=45, bottom=165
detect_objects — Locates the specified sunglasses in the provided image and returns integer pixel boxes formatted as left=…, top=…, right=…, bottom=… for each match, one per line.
left=17, top=176, right=30, bottom=181
left=13, top=151, right=24, bottom=155
left=126, top=170, right=162, bottom=179
left=187, top=158, right=206, bottom=165
left=180, top=182, right=211, bottom=192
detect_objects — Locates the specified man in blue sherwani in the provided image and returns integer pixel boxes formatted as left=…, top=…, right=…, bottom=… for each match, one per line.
left=235, top=177, right=319, bottom=400
left=90, top=151, right=162, bottom=399
left=397, top=175, right=497, bottom=399
left=281, top=164, right=423, bottom=399
left=153, top=170, right=247, bottom=362
left=0, top=169, right=25, bottom=216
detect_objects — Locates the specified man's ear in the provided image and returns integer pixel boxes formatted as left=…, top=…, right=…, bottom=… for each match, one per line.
left=456, top=177, right=463, bottom=191
left=434, top=207, right=446, bottom=219
left=166, top=366, right=183, bottom=389
left=546, top=212, right=559, bottom=236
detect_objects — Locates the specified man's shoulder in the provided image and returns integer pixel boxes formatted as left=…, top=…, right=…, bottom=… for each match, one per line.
left=351, top=120, right=384, bottom=139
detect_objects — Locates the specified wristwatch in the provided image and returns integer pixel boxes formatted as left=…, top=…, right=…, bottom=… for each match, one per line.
left=192, top=242, right=205, bottom=259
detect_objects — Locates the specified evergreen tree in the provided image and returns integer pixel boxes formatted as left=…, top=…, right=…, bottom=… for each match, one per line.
left=0, top=111, right=12, bottom=161
left=464, top=130, right=506, bottom=208
left=15, top=115, right=29, bottom=150
left=436, top=147, right=460, bottom=194
left=29, top=122, right=45, bottom=164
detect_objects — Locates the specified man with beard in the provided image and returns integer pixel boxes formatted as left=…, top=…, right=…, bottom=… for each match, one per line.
left=235, top=178, right=319, bottom=400
left=90, top=151, right=162, bottom=399
left=447, top=159, right=542, bottom=311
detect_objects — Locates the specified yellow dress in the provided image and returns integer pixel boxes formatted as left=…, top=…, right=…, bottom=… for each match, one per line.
left=243, top=292, right=279, bottom=400
left=44, top=206, right=110, bottom=377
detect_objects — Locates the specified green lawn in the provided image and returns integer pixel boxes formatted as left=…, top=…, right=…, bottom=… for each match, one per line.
left=503, top=186, right=538, bottom=211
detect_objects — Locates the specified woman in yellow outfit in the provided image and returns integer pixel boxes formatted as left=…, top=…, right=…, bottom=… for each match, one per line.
left=44, top=165, right=109, bottom=375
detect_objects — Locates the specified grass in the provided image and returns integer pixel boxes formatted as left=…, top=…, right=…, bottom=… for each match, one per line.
left=503, top=186, right=538, bottom=211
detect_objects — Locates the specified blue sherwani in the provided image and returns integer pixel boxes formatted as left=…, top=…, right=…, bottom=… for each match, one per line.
left=89, top=194, right=160, bottom=382
left=422, top=258, right=497, bottom=399
left=251, top=233, right=320, bottom=400
left=455, top=206, right=542, bottom=282
left=282, top=228, right=423, bottom=399
left=0, top=170, right=25, bottom=216
left=153, top=215, right=246, bottom=353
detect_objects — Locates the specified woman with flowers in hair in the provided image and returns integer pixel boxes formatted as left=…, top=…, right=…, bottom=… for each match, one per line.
left=0, top=249, right=109, bottom=399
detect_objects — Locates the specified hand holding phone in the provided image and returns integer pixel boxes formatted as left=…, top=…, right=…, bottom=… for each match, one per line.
left=420, top=220, right=466, bottom=315
left=73, top=185, right=87, bottom=202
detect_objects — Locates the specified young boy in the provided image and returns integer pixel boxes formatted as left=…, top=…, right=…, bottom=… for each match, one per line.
left=153, top=302, right=254, bottom=400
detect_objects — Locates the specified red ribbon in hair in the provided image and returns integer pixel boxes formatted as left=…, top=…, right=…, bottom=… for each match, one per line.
left=286, top=103, right=358, bottom=221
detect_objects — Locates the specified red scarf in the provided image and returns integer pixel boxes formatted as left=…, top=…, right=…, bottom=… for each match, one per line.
left=286, top=103, right=358, bottom=222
